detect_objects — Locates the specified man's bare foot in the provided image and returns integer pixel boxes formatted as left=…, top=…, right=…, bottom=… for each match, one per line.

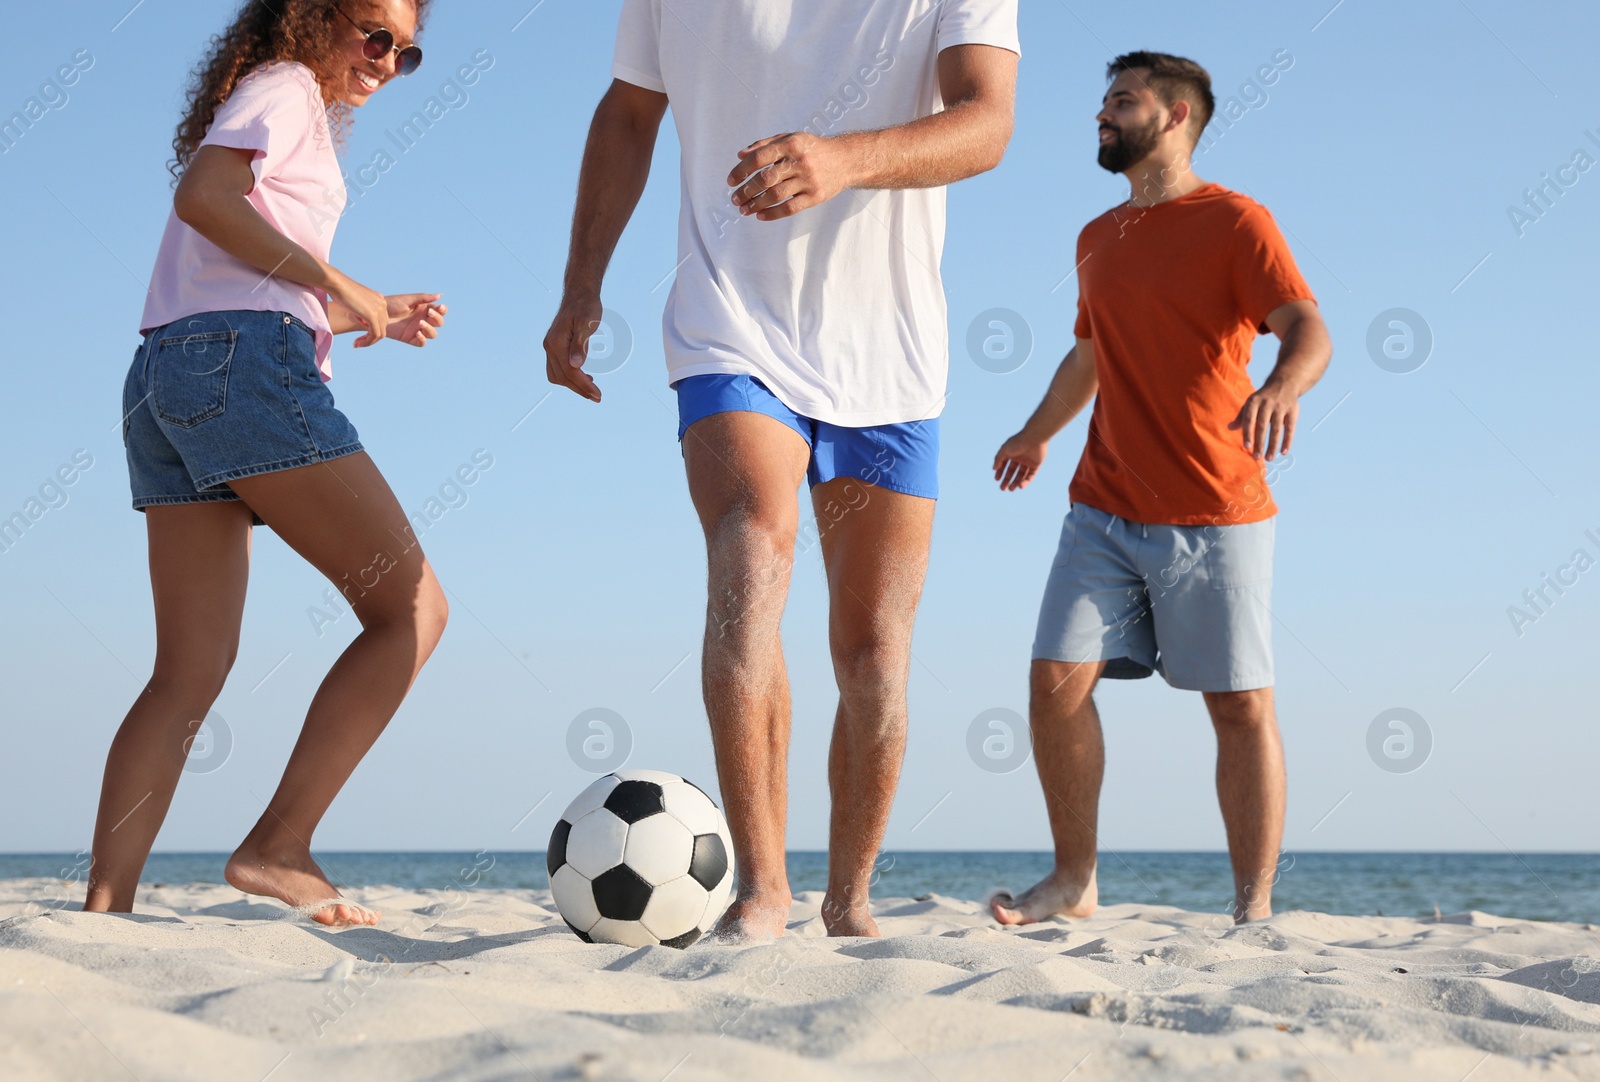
left=991, top=868, right=1097, bottom=925
left=224, top=844, right=378, bottom=928
left=821, top=891, right=879, bottom=937
left=710, top=891, right=791, bottom=942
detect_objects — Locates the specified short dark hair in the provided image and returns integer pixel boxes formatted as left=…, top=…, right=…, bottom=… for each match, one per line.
left=1107, top=51, right=1215, bottom=138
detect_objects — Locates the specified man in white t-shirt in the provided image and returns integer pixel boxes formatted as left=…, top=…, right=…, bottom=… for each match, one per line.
left=544, top=0, right=1019, bottom=940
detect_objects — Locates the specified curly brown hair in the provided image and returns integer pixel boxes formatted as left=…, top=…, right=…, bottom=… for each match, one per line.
left=169, top=0, right=427, bottom=179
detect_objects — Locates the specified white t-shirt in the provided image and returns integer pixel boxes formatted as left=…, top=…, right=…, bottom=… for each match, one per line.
left=612, top=0, right=1020, bottom=427
left=142, top=63, right=346, bottom=379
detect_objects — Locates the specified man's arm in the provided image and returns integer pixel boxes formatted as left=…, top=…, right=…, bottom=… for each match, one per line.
left=993, top=338, right=1097, bottom=492
left=543, top=79, right=669, bottom=402
left=1229, top=299, right=1333, bottom=461
left=727, top=44, right=1018, bottom=221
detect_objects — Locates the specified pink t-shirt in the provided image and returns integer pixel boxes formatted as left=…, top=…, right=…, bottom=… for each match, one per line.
left=141, top=62, right=347, bottom=380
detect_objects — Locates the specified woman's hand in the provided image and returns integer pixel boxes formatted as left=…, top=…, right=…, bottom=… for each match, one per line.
left=385, top=293, right=447, bottom=347
left=327, top=271, right=392, bottom=348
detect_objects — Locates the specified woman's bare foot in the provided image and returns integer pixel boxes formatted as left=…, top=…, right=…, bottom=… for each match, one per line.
left=821, top=892, right=879, bottom=938
left=1234, top=900, right=1273, bottom=923
left=224, top=844, right=378, bottom=927
left=710, top=890, right=791, bottom=942
left=82, top=879, right=131, bottom=914
left=990, top=867, right=1097, bottom=926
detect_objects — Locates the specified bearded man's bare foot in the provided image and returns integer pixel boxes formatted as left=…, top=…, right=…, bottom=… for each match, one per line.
left=821, top=892, right=880, bottom=938
left=710, top=890, right=791, bottom=942
left=224, top=844, right=378, bottom=928
left=991, top=868, right=1098, bottom=925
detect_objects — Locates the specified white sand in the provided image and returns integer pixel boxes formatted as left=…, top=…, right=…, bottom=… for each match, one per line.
left=4, top=878, right=1600, bottom=1081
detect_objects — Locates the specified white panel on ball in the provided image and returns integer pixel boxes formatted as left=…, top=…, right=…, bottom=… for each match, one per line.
left=622, top=814, right=695, bottom=886
left=660, top=781, right=722, bottom=835
left=550, top=864, right=601, bottom=933
left=566, top=808, right=629, bottom=879
left=639, top=875, right=709, bottom=941
left=560, top=774, right=621, bottom=824
left=701, top=867, right=734, bottom=931
left=612, top=768, right=684, bottom=786
left=588, top=917, right=659, bottom=949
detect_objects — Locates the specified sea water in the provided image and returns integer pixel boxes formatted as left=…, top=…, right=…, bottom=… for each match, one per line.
left=5, top=851, right=1598, bottom=924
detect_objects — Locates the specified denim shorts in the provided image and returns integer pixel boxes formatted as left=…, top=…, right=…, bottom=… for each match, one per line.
left=674, top=373, right=940, bottom=500
left=1032, top=503, right=1276, bottom=692
left=122, top=309, right=362, bottom=511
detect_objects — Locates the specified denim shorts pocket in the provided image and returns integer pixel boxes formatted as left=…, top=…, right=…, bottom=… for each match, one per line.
left=279, top=318, right=323, bottom=386
left=152, top=330, right=237, bottom=428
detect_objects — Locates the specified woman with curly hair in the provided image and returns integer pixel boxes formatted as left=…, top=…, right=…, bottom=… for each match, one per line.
left=84, top=0, right=444, bottom=927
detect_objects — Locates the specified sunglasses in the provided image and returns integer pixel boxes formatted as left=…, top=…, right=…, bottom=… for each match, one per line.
left=335, top=7, right=423, bottom=78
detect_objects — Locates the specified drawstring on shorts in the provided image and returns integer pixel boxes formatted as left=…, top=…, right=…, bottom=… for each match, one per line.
left=1107, top=514, right=1149, bottom=540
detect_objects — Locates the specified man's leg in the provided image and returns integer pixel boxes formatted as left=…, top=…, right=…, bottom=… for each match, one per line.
left=992, top=658, right=1109, bottom=924
left=1203, top=687, right=1284, bottom=922
left=683, top=412, right=811, bottom=940
left=811, top=479, right=934, bottom=937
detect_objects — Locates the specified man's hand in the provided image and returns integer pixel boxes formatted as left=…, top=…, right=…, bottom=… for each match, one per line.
left=994, top=430, right=1049, bottom=491
left=1229, top=382, right=1298, bottom=461
left=993, top=340, right=1095, bottom=490
left=1235, top=299, right=1333, bottom=460
left=385, top=293, right=447, bottom=347
left=728, top=132, right=858, bottom=221
left=543, top=291, right=605, bottom=402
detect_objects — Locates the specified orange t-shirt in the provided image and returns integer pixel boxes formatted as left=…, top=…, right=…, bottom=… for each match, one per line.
left=1069, top=183, right=1315, bottom=526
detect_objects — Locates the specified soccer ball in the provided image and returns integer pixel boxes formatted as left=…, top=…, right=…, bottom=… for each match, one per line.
left=547, top=769, right=734, bottom=948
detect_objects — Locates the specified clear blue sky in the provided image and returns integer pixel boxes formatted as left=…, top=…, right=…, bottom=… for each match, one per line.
left=2, top=1, right=1596, bottom=859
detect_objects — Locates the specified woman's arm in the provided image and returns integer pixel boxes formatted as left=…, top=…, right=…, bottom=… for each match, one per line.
left=173, top=145, right=390, bottom=345
left=328, top=293, right=448, bottom=345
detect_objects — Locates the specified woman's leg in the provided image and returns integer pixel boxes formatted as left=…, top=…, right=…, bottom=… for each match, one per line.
left=84, top=501, right=254, bottom=913
left=223, top=452, right=447, bottom=927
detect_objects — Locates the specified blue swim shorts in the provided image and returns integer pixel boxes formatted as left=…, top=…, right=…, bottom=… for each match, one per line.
left=122, top=309, right=363, bottom=511
left=674, top=373, right=939, bottom=500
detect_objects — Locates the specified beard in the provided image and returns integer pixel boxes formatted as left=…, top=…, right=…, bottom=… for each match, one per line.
left=1097, top=116, right=1163, bottom=173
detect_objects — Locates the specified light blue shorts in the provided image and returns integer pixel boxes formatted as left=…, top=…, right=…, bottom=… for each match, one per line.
left=1032, top=503, right=1276, bottom=692
left=674, top=373, right=939, bottom=500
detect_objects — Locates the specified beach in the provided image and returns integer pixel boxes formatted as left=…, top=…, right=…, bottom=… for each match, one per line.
left=5, top=878, right=1600, bottom=1081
